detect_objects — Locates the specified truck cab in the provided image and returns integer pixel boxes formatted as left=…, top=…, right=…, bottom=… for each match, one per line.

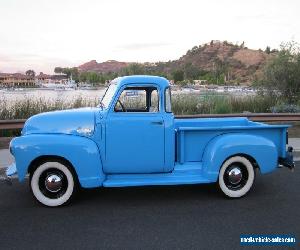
left=99, top=76, right=174, bottom=174
left=6, top=75, right=295, bottom=207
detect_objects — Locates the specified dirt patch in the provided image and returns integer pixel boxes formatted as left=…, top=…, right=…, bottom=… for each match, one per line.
left=233, top=49, right=266, bottom=67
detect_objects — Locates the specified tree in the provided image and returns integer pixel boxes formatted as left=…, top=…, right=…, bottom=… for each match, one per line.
left=58, top=67, right=79, bottom=82
left=25, top=69, right=35, bottom=77
left=70, top=67, right=79, bottom=82
left=172, top=70, right=184, bottom=83
left=265, top=46, right=271, bottom=54
left=121, top=63, right=145, bottom=75
left=261, top=41, right=300, bottom=104
left=54, top=67, right=63, bottom=74
left=184, top=63, right=200, bottom=80
left=79, top=72, right=88, bottom=82
left=212, top=58, right=229, bottom=84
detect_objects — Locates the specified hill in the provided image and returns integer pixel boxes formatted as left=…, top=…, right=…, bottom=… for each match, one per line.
left=77, top=41, right=273, bottom=83
left=174, top=40, right=269, bottom=82
left=78, top=60, right=128, bottom=73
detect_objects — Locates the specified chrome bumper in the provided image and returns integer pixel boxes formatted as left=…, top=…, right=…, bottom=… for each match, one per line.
left=279, top=146, right=295, bottom=171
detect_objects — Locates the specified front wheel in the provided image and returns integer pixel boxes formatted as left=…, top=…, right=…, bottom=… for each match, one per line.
left=218, top=156, right=255, bottom=198
left=30, top=161, right=76, bottom=207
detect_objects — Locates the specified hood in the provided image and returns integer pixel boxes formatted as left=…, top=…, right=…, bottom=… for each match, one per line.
left=22, top=108, right=98, bottom=137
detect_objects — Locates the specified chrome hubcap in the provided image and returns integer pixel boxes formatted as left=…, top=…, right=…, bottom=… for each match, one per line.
left=45, top=174, right=63, bottom=193
left=228, top=167, right=242, bottom=185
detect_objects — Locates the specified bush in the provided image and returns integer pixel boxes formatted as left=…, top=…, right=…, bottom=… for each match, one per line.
left=261, top=41, right=300, bottom=104
left=271, top=104, right=300, bottom=113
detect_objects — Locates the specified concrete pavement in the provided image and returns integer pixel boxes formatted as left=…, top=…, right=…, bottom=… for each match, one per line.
left=0, top=162, right=299, bottom=249
left=0, top=149, right=13, bottom=169
left=290, top=138, right=300, bottom=152
left=0, top=140, right=299, bottom=249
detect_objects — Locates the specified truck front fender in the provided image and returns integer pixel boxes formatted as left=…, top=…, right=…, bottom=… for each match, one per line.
left=10, top=134, right=105, bottom=188
left=202, top=133, right=278, bottom=181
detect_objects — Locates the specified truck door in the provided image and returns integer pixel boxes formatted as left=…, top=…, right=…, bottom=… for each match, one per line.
left=104, top=85, right=165, bottom=174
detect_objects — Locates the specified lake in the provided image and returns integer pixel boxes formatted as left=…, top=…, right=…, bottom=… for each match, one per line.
left=0, top=86, right=255, bottom=106
left=0, top=88, right=107, bottom=103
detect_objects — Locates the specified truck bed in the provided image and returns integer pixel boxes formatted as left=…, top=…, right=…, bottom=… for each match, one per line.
left=174, top=118, right=289, bottom=164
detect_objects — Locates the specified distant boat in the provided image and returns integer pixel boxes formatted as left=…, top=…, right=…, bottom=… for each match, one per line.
left=41, top=81, right=76, bottom=90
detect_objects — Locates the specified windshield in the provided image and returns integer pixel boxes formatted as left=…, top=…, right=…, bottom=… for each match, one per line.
left=100, top=83, right=118, bottom=109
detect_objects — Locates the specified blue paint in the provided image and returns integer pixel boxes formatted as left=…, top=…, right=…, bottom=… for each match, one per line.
left=10, top=134, right=105, bottom=187
left=8, top=75, right=292, bottom=191
left=22, top=107, right=97, bottom=137
left=201, top=133, right=278, bottom=181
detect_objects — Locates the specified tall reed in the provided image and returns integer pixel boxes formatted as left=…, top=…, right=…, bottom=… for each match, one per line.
left=0, top=94, right=287, bottom=120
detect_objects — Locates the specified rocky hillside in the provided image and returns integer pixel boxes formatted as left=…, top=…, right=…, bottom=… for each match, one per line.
left=174, top=40, right=269, bottom=82
left=78, top=60, right=128, bottom=73
left=77, top=41, right=272, bottom=83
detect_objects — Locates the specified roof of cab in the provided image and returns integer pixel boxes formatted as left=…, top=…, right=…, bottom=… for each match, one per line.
left=115, top=75, right=170, bottom=88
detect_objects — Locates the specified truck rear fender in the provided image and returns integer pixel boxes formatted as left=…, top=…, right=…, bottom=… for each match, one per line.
left=10, top=134, right=105, bottom=188
left=201, top=133, right=278, bottom=181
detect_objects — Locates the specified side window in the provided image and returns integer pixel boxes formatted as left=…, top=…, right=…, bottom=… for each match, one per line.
left=114, top=86, right=159, bottom=113
left=149, top=89, right=159, bottom=112
left=165, top=87, right=172, bottom=113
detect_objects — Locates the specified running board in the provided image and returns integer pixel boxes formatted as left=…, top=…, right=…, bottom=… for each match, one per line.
left=103, top=162, right=212, bottom=187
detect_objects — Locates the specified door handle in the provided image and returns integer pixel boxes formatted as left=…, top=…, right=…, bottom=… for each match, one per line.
left=151, top=120, right=164, bottom=125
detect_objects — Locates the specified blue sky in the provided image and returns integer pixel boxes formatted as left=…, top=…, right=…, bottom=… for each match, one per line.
left=0, top=0, right=299, bottom=73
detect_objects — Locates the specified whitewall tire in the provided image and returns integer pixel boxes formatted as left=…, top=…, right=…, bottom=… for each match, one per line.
left=30, top=161, right=75, bottom=207
left=218, top=156, right=255, bottom=198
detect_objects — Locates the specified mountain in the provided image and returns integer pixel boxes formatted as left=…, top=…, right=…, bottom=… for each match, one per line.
left=174, top=40, right=269, bottom=82
left=78, top=60, right=128, bottom=73
left=77, top=41, right=272, bottom=83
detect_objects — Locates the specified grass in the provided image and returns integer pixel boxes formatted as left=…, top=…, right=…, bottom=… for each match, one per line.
left=0, top=94, right=285, bottom=120
left=0, top=96, right=98, bottom=120
left=171, top=94, right=277, bottom=115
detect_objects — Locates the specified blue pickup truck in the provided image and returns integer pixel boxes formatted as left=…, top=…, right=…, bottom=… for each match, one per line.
left=6, top=75, right=294, bottom=207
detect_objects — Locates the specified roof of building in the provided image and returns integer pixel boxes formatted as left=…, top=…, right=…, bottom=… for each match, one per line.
left=0, top=73, right=34, bottom=79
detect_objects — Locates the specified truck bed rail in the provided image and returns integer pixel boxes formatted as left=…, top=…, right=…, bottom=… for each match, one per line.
left=175, top=113, right=300, bottom=122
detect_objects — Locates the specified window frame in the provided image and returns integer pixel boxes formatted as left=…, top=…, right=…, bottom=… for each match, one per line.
left=110, top=84, right=161, bottom=114
left=164, top=87, right=172, bottom=113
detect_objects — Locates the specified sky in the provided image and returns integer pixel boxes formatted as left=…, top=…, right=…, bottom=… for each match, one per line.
left=0, top=0, right=300, bottom=74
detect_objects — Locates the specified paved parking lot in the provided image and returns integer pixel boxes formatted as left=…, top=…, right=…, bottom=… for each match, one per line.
left=0, top=162, right=299, bottom=249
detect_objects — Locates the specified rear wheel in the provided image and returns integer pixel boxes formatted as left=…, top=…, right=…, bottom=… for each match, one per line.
left=30, top=161, right=76, bottom=207
left=218, top=156, right=255, bottom=198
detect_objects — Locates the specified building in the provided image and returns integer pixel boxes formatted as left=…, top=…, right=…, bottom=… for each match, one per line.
left=0, top=72, right=71, bottom=88
left=0, top=73, right=35, bottom=87
left=193, top=79, right=208, bottom=85
left=35, top=72, right=69, bottom=85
